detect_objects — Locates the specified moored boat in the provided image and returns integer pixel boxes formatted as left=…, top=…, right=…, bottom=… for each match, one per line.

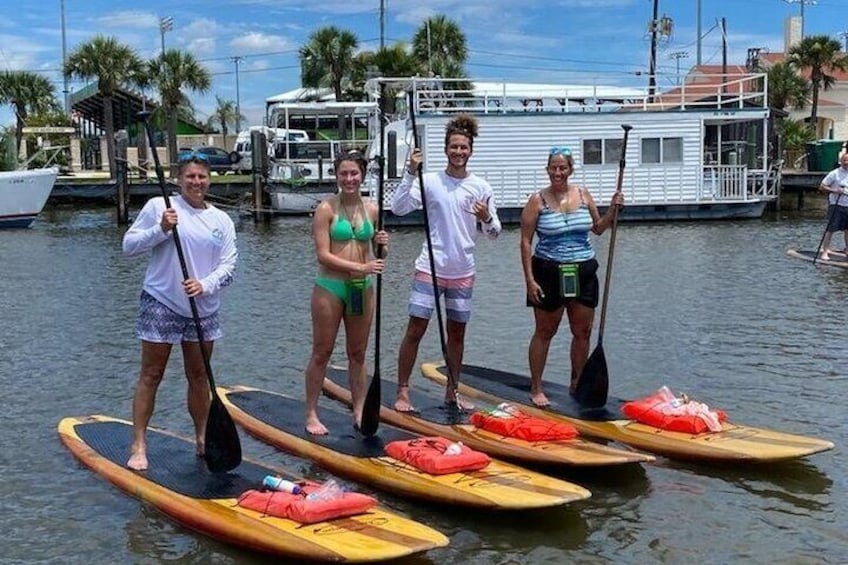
left=0, top=167, right=58, bottom=228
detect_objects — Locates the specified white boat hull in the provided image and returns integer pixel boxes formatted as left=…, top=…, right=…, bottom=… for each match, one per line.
left=267, top=185, right=336, bottom=215
left=0, top=167, right=58, bottom=228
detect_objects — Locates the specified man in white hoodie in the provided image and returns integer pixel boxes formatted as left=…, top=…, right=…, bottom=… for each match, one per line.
left=391, top=114, right=501, bottom=411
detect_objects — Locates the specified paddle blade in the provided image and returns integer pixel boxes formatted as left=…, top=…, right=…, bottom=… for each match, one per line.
left=359, top=374, right=381, bottom=437
left=204, top=397, right=242, bottom=473
left=573, top=345, right=609, bottom=408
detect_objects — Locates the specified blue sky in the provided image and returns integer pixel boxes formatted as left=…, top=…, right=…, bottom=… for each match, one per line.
left=0, top=0, right=845, bottom=131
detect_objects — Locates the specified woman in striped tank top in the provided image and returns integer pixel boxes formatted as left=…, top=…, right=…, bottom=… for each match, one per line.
left=519, top=147, right=623, bottom=408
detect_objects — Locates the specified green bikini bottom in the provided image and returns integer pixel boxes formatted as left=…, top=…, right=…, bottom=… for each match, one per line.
left=315, top=276, right=373, bottom=307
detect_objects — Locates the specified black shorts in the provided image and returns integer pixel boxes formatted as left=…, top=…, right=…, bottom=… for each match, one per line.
left=527, top=256, right=599, bottom=311
left=826, top=205, right=848, bottom=232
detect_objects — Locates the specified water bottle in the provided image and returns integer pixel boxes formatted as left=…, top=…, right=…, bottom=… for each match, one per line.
left=444, top=441, right=463, bottom=456
left=306, top=479, right=344, bottom=501
left=262, top=475, right=302, bottom=495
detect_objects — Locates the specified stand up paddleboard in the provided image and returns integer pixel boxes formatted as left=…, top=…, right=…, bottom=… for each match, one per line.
left=322, top=367, right=652, bottom=467
left=218, top=385, right=591, bottom=509
left=58, top=415, right=448, bottom=562
left=421, top=363, right=835, bottom=463
left=787, top=247, right=848, bottom=268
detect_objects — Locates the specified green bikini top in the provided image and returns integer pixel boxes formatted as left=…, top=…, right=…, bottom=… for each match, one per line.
left=330, top=212, right=375, bottom=242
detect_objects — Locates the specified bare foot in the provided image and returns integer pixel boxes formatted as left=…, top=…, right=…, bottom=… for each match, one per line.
left=196, top=438, right=205, bottom=458
left=127, top=447, right=148, bottom=471
left=394, top=386, right=416, bottom=413
left=305, top=416, right=328, bottom=435
left=530, top=391, right=550, bottom=408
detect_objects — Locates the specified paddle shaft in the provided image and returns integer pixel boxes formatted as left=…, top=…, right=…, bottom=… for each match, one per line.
left=407, top=91, right=458, bottom=399
left=595, top=124, right=631, bottom=342
left=139, top=115, right=218, bottom=393
left=360, top=83, right=387, bottom=437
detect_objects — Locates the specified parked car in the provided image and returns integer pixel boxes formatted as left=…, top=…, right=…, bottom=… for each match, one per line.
left=177, top=146, right=240, bottom=174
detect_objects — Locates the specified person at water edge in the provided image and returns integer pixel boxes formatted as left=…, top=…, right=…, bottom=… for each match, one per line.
left=391, top=114, right=501, bottom=412
left=520, top=146, right=623, bottom=408
left=816, top=152, right=848, bottom=261
left=304, top=151, right=389, bottom=435
left=122, top=155, right=238, bottom=471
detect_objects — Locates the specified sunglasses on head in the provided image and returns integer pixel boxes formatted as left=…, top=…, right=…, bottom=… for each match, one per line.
left=549, top=147, right=572, bottom=156
left=179, top=151, right=209, bottom=163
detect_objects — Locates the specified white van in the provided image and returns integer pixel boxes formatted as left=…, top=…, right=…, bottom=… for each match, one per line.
left=233, top=127, right=309, bottom=173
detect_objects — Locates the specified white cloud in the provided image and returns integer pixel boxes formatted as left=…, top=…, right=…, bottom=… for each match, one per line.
left=96, top=11, right=160, bottom=30
left=230, top=32, right=294, bottom=54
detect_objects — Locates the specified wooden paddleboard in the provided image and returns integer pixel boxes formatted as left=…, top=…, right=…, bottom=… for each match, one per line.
left=786, top=247, right=848, bottom=268
left=421, top=363, right=835, bottom=462
left=219, top=385, right=591, bottom=509
left=58, top=415, right=448, bottom=562
left=322, top=367, right=653, bottom=467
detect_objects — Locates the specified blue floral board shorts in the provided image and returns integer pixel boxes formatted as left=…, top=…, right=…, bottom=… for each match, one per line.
left=135, top=290, right=222, bottom=344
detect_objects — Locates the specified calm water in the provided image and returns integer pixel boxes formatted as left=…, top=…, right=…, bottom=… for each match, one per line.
left=1, top=204, right=846, bottom=564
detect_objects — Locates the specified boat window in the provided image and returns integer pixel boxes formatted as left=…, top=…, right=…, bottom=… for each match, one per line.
left=641, top=137, right=683, bottom=164
left=582, top=138, right=623, bottom=165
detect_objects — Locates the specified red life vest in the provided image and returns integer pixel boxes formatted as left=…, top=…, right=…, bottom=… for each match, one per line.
left=470, top=410, right=578, bottom=441
left=622, top=391, right=728, bottom=434
left=384, top=436, right=491, bottom=475
left=237, top=482, right=377, bottom=524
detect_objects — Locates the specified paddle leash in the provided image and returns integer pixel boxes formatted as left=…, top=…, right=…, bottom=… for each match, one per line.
left=573, top=124, right=632, bottom=409
left=360, top=82, right=387, bottom=437
left=407, top=90, right=461, bottom=407
left=138, top=111, right=242, bottom=473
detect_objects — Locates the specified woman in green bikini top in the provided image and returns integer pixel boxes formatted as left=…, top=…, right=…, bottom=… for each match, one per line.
left=304, top=151, right=389, bottom=436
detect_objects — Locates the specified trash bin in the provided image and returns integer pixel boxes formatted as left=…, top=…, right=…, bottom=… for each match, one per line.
left=818, top=140, right=844, bottom=170
left=805, top=141, right=820, bottom=172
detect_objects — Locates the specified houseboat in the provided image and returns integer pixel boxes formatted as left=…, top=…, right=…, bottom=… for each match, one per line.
left=363, top=75, right=781, bottom=224
left=262, top=100, right=376, bottom=214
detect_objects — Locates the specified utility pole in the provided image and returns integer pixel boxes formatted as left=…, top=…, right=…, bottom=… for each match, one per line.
left=232, top=56, right=243, bottom=132
left=379, top=0, right=385, bottom=49
left=783, top=0, right=817, bottom=39
left=648, top=0, right=659, bottom=101
left=60, top=0, right=69, bottom=113
left=696, top=0, right=702, bottom=65
left=669, top=51, right=689, bottom=85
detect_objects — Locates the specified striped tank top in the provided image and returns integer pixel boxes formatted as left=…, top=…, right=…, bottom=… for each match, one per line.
left=533, top=189, right=595, bottom=263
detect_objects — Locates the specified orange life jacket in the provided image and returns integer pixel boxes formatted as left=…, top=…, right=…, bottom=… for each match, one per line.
left=384, top=436, right=491, bottom=475
left=622, top=391, right=728, bottom=434
left=470, top=409, right=578, bottom=441
left=237, top=482, right=377, bottom=524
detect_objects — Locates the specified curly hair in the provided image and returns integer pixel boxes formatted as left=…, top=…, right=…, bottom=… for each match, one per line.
left=444, top=113, right=479, bottom=148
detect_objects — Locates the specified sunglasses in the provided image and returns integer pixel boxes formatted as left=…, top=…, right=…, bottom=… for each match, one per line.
left=549, top=147, right=572, bottom=156
left=179, top=151, right=209, bottom=163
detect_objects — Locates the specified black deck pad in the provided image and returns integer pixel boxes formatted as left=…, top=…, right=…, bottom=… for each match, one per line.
left=327, top=368, right=471, bottom=426
left=226, top=389, right=417, bottom=457
left=76, top=420, right=263, bottom=499
left=446, top=365, right=628, bottom=422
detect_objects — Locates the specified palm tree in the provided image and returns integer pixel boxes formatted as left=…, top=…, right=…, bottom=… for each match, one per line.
left=0, top=71, right=60, bottom=160
left=763, top=61, right=809, bottom=111
left=299, top=26, right=359, bottom=137
left=787, top=35, right=848, bottom=133
left=350, top=44, right=422, bottom=114
left=207, top=96, right=244, bottom=149
left=64, top=35, right=144, bottom=177
left=146, top=49, right=211, bottom=174
left=411, top=15, right=468, bottom=78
